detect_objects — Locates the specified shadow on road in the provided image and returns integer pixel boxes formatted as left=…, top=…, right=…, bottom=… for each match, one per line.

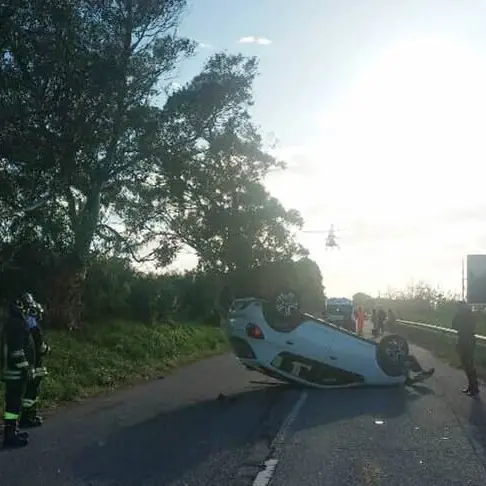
left=468, top=397, right=486, bottom=450
left=70, top=383, right=291, bottom=486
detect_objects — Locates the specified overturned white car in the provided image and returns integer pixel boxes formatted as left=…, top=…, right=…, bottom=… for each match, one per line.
left=225, top=295, right=433, bottom=388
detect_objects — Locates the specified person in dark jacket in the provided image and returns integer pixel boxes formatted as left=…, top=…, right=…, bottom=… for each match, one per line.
left=371, top=308, right=378, bottom=337
left=377, top=307, right=387, bottom=335
left=1, top=292, right=50, bottom=448
left=452, top=301, right=479, bottom=396
left=387, top=308, right=396, bottom=326
left=1, top=297, right=31, bottom=448
left=19, top=293, right=50, bottom=428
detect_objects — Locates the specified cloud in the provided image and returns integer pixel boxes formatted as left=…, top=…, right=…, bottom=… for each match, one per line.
left=438, top=204, right=486, bottom=224
left=238, top=36, right=272, bottom=45
left=197, top=42, right=213, bottom=49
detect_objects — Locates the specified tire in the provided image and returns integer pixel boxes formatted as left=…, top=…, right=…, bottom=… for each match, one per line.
left=273, top=290, right=301, bottom=318
left=263, top=289, right=302, bottom=331
left=376, top=334, right=409, bottom=377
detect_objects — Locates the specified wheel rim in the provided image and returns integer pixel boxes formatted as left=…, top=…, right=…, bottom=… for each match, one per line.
left=275, top=292, right=299, bottom=317
left=384, top=338, right=407, bottom=363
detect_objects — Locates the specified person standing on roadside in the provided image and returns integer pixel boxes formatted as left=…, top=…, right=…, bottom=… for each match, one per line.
left=452, top=301, right=479, bottom=397
left=356, top=305, right=365, bottom=336
left=19, top=293, right=50, bottom=429
left=387, top=308, right=396, bottom=328
left=371, top=308, right=378, bottom=336
left=1, top=295, right=32, bottom=448
left=1, top=292, right=51, bottom=448
left=377, top=307, right=387, bottom=335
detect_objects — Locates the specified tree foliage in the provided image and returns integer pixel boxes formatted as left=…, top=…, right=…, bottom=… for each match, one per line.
left=352, top=292, right=373, bottom=307
left=1, top=0, right=194, bottom=263
left=376, top=282, right=459, bottom=326
left=117, top=52, right=308, bottom=271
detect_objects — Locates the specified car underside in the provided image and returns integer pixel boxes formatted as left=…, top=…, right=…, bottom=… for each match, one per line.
left=225, top=296, right=413, bottom=389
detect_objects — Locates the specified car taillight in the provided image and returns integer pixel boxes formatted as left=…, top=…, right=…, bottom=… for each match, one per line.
left=246, top=323, right=265, bottom=340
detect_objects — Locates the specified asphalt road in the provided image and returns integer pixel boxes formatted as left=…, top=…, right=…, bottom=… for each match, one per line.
left=1, top=323, right=486, bottom=486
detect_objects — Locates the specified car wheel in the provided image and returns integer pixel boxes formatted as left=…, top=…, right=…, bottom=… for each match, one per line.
left=263, top=289, right=302, bottom=331
left=376, top=334, right=409, bottom=377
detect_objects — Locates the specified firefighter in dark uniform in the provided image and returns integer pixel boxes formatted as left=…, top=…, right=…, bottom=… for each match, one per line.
left=1, top=292, right=50, bottom=448
left=19, top=293, right=50, bottom=428
left=452, top=301, right=479, bottom=397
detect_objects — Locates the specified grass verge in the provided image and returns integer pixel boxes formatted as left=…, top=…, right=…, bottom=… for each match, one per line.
left=0, top=319, right=229, bottom=411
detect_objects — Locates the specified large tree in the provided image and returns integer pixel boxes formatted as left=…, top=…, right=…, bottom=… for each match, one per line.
left=1, top=0, right=194, bottom=326
left=0, top=1, right=308, bottom=327
left=117, top=53, right=308, bottom=273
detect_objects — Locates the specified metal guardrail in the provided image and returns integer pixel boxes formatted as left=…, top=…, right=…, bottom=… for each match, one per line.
left=395, top=319, right=486, bottom=347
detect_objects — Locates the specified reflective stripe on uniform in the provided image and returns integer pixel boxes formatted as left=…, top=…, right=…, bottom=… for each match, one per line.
left=11, top=350, right=25, bottom=358
left=1, top=369, right=22, bottom=380
left=34, top=367, right=48, bottom=377
left=2, top=376, right=22, bottom=381
left=3, top=412, right=20, bottom=420
left=2, top=369, right=21, bottom=376
left=15, top=360, right=29, bottom=369
left=21, top=399, right=37, bottom=408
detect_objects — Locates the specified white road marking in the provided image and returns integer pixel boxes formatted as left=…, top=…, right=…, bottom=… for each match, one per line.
left=270, top=390, right=308, bottom=449
left=252, top=390, right=308, bottom=486
left=252, top=459, right=278, bottom=486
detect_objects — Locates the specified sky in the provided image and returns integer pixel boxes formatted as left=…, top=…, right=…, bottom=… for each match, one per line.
left=161, top=0, right=486, bottom=298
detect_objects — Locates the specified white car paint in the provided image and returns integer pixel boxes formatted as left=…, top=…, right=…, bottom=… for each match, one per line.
left=225, top=298, right=406, bottom=388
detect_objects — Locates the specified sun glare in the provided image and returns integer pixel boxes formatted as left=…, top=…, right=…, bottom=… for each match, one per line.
left=270, top=35, right=486, bottom=222
left=325, top=35, right=486, bottom=216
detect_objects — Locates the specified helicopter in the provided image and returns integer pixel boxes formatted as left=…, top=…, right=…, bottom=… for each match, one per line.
left=301, top=224, right=340, bottom=250
left=325, top=224, right=339, bottom=249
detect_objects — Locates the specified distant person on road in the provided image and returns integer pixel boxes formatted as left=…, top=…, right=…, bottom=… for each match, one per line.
left=387, top=309, right=396, bottom=327
left=371, top=308, right=378, bottom=336
left=377, top=307, right=386, bottom=335
left=356, top=305, right=365, bottom=336
left=452, top=301, right=479, bottom=397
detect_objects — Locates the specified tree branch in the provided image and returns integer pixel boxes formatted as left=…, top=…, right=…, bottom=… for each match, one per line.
left=96, top=222, right=157, bottom=263
left=65, top=187, right=78, bottom=225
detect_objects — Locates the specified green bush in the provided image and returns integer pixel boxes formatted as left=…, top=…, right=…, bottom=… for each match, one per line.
left=83, top=257, right=134, bottom=320
left=1, top=248, right=326, bottom=328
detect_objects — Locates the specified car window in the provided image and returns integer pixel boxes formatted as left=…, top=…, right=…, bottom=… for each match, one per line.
left=327, top=305, right=353, bottom=315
